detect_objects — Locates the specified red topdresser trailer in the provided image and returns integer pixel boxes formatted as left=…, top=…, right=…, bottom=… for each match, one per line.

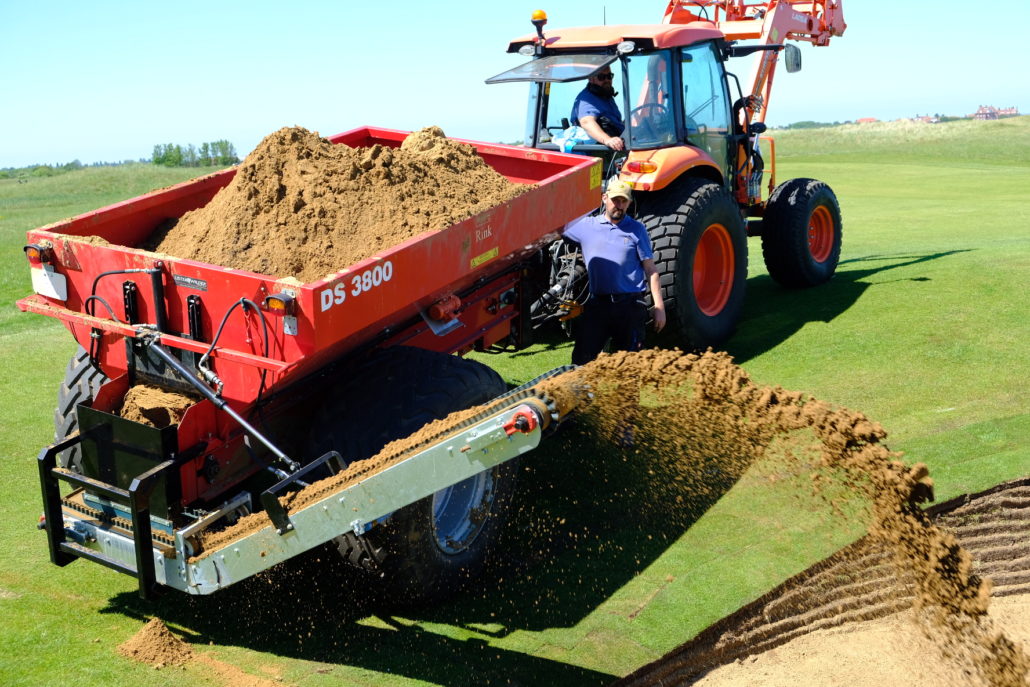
left=18, top=127, right=601, bottom=601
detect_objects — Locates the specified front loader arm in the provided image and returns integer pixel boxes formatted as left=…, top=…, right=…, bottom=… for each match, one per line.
left=663, top=0, right=847, bottom=122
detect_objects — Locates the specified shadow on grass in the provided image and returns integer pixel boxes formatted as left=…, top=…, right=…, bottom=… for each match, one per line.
left=727, top=250, right=971, bottom=363
left=100, top=424, right=739, bottom=686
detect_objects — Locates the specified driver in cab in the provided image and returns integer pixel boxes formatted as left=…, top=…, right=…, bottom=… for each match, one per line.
left=571, top=67, right=625, bottom=151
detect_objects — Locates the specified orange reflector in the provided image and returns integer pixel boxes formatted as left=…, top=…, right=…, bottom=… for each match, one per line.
left=624, top=161, right=658, bottom=174
left=24, top=243, right=50, bottom=265
left=263, top=293, right=295, bottom=316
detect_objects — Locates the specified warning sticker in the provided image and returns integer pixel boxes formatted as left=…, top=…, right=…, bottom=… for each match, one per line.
left=470, top=247, right=499, bottom=269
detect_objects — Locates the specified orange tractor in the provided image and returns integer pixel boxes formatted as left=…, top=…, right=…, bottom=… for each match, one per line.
left=489, top=0, right=847, bottom=349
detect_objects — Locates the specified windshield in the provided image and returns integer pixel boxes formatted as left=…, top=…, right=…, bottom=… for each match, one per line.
left=486, top=53, right=617, bottom=84
left=508, top=51, right=680, bottom=152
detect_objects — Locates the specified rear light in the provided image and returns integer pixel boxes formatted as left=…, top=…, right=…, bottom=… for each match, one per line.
left=624, top=161, right=658, bottom=174
left=263, top=292, right=296, bottom=316
left=428, top=294, right=462, bottom=321
left=24, top=243, right=54, bottom=266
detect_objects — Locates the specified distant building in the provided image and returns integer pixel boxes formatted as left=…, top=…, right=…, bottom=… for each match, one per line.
left=971, top=105, right=1021, bottom=120
left=855, top=117, right=879, bottom=124
left=912, top=114, right=939, bottom=124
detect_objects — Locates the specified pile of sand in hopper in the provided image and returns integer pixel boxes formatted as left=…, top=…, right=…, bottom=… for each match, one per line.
left=146, top=125, right=529, bottom=283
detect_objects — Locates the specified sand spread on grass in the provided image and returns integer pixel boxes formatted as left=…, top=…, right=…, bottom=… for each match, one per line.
left=194, top=348, right=1028, bottom=685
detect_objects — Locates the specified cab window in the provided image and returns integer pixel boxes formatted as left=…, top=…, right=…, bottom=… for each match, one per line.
left=624, top=50, right=677, bottom=150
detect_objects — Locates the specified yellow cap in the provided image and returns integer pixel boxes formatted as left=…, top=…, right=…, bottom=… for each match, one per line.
left=606, top=179, right=633, bottom=200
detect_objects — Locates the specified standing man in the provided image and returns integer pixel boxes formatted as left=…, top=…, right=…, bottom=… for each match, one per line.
left=563, top=179, right=666, bottom=365
left=571, top=67, right=625, bottom=151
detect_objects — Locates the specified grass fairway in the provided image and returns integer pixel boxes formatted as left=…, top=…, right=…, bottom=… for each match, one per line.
left=1, top=119, right=1027, bottom=686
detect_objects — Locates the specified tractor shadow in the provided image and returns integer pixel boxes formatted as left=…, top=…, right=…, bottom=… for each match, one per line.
left=727, top=250, right=970, bottom=364
left=101, top=423, right=735, bottom=686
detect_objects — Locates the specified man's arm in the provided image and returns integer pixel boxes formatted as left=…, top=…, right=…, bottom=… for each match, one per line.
left=578, top=115, right=625, bottom=151
left=642, top=258, right=666, bottom=332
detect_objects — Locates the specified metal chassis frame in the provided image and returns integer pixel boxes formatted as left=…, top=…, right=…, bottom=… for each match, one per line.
left=38, top=431, right=171, bottom=600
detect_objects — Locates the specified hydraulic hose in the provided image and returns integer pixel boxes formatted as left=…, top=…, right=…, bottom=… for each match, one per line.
left=145, top=339, right=299, bottom=477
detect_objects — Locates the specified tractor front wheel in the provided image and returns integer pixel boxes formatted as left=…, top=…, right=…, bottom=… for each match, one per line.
left=640, top=178, right=748, bottom=350
left=760, top=178, right=843, bottom=288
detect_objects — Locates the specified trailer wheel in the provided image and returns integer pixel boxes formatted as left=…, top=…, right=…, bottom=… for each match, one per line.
left=306, top=346, right=515, bottom=605
left=54, top=346, right=108, bottom=472
left=761, top=178, right=843, bottom=288
left=638, top=177, right=748, bottom=350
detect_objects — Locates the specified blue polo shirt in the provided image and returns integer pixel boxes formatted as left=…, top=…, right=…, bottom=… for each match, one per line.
left=564, top=213, right=653, bottom=294
left=571, top=89, right=625, bottom=136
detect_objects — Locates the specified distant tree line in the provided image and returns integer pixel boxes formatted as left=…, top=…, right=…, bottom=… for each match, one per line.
left=0, top=159, right=147, bottom=180
left=781, top=120, right=850, bottom=130
left=152, top=140, right=239, bottom=167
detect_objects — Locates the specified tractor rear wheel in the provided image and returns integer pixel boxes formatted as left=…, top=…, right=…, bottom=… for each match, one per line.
left=305, top=346, right=516, bottom=606
left=54, top=346, right=108, bottom=472
left=760, top=178, right=843, bottom=288
left=639, top=177, right=748, bottom=350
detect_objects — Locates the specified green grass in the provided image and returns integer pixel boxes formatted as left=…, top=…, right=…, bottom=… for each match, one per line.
left=1, top=120, right=1028, bottom=686
left=0, top=164, right=220, bottom=336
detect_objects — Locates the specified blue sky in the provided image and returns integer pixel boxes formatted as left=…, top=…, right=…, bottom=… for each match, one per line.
left=2, top=0, right=1026, bottom=168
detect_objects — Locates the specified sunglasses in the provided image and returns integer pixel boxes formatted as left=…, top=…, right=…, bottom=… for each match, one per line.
left=595, top=73, right=614, bottom=81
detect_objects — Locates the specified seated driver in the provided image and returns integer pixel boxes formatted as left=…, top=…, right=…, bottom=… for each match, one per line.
left=571, top=67, right=625, bottom=151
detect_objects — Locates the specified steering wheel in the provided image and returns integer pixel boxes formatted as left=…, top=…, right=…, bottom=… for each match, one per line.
left=630, top=103, right=671, bottom=140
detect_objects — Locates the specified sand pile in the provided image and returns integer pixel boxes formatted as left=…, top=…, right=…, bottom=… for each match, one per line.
left=118, top=617, right=285, bottom=685
left=117, top=385, right=196, bottom=428
left=147, top=126, right=529, bottom=282
left=118, top=617, right=194, bottom=668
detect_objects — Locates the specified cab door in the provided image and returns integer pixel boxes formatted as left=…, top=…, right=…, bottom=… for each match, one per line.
left=679, top=41, right=733, bottom=185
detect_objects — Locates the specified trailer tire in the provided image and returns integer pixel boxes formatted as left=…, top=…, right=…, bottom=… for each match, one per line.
left=761, top=178, right=842, bottom=288
left=638, top=177, right=748, bottom=350
left=306, top=346, right=515, bottom=606
left=54, top=346, right=108, bottom=472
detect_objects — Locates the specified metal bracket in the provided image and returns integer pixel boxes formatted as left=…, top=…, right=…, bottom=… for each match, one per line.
left=38, top=432, right=174, bottom=600
left=260, top=451, right=346, bottom=535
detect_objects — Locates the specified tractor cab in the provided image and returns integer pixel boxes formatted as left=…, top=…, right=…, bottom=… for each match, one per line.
left=488, top=7, right=843, bottom=354
left=487, top=22, right=736, bottom=188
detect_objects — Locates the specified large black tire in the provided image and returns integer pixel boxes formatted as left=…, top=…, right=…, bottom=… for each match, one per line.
left=54, top=346, right=108, bottom=471
left=761, top=178, right=843, bottom=288
left=305, top=346, right=516, bottom=606
left=639, top=177, right=748, bottom=350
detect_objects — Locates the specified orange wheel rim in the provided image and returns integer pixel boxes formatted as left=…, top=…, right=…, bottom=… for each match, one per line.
left=693, top=223, right=734, bottom=316
left=808, top=206, right=834, bottom=263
